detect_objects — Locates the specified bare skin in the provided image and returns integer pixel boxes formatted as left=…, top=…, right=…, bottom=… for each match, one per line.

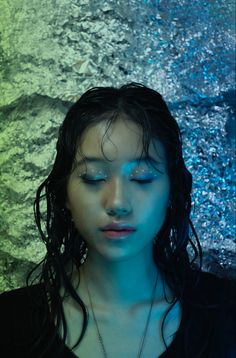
left=58, top=273, right=182, bottom=358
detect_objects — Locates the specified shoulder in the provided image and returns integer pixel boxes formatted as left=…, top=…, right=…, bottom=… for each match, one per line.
left=0, top=283, right=45, bottom=311
left=181, top=269, right=236, bottom=357
left=0, top=284, right=46, bottom=346
left=185, top=268, right=236, bottom=306
left=0, top=282, right=46, bottom=316
left=0, top=284, right=68, bottom=356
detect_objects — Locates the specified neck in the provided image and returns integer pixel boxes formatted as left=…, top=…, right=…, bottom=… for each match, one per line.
left=77, top=243, right=172, bottom=310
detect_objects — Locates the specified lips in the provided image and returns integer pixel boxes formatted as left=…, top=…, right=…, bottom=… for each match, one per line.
left=103, top=230, right=135, bottom=239
left=101, top=223, right=136, bottom=232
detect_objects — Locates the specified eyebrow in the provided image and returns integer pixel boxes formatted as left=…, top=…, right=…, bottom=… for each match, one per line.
left=75, top=155, right=162, bottom=167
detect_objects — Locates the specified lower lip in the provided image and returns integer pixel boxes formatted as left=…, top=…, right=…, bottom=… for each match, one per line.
left=102, top=230, right=135, bottom=239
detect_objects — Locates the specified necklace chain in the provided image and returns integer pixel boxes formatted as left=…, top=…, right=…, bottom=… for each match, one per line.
left=83, top=266, right=158, bottom=358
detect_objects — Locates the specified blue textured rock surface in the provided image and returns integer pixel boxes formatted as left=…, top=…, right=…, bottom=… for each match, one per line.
left=0, top=0, right=235, bottom=291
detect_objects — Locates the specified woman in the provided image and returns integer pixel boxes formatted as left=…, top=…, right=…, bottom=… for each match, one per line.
left=1, top=83, right=235, bottom=358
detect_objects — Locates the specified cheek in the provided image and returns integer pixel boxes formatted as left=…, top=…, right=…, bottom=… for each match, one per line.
left=70, top=205, right=94, bottom=239
left=68, top=191, right=100, bottom=231
left=140, top=187, right=170, bottom=224
left=143, top=195, right=168, bottom=218
left=70, top=199, right=95, bottom=223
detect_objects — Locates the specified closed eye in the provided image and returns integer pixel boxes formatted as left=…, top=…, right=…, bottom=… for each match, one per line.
left=80, top=174, right=155, bottom=185
left=80, top=177, right=105, bottom=185
left=132, top=179, right=153, bottom=184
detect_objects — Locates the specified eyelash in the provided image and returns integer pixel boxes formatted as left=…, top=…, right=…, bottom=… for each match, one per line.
left=80, top=177, right=153, bottom=185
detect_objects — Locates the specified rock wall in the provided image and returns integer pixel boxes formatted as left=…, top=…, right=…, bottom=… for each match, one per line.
left=0, top=0, right=235, bottom=291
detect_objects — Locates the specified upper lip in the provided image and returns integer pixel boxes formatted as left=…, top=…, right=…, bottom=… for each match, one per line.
left=101, top=223, right=136, bottom=231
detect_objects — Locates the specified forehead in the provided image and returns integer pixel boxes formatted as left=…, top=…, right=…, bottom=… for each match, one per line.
left=77, top=117, right=166, bottom=163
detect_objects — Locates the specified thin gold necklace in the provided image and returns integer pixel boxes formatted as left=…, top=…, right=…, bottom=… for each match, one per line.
left=83, top=265, right=158, bottom=358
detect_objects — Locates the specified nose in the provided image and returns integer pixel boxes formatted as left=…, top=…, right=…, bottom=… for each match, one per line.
left=106, top=207, right=130, bottom=217
left=104, top=177, right=132, bottom=217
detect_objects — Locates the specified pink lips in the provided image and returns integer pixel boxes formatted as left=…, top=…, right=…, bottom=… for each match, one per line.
left=101, top=223, right=136, bottom=231
left=101, top=230, right=134, bottom=240
left=100, top=223, right=136, bottom=240
left=102, top=230, right=135, bottom=239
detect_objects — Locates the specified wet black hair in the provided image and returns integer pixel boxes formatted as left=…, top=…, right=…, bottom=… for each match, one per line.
left=26, top=82, right=202, bottom=357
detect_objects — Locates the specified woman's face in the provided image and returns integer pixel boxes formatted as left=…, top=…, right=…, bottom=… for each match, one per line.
left=66, top=117, right=170, bottom=261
